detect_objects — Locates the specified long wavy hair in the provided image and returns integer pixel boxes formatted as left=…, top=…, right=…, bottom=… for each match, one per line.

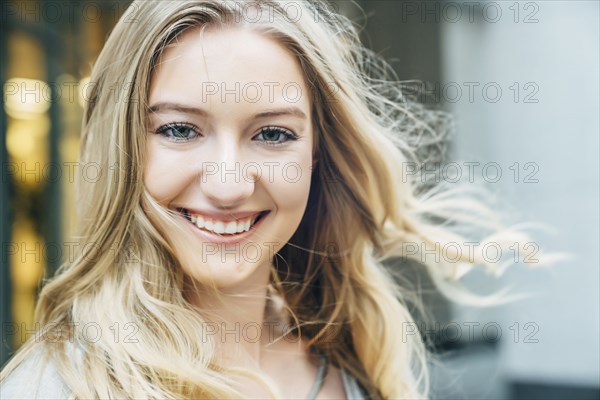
left=1, top=1, right=552, bottom=399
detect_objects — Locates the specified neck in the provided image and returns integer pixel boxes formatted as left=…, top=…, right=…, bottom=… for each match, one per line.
left=185, top=265, right=294, bottom=369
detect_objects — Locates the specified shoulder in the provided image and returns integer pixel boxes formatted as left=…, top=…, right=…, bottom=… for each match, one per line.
left=318, top=362, right=369, bottom=400
left=339, top=366, right=369, bottom=400
left=1, top=346, right=72, bottom=400
left=316, top=362, right=346, bottom=399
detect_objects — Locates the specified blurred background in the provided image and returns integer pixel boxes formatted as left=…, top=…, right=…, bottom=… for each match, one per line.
left=1, top=1, right=598, bottom=399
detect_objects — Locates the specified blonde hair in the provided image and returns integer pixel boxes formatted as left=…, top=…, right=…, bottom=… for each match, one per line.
left=1, top=1, right=556, bottom=399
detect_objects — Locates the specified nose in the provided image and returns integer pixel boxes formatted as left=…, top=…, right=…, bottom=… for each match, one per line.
left=199, top=137, right=257, bottom=207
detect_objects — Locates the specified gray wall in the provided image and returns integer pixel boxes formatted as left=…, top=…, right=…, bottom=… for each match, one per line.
left=440, top=0, right=599, bottom=393
left=333, top=0, right=600, bottom=398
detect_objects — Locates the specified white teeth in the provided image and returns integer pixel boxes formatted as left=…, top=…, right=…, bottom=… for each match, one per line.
left=184, top=212, right=262, bottom=235
left=224, top=221, right=237, bottom=234
left=213, top=221, right=225, bottom=233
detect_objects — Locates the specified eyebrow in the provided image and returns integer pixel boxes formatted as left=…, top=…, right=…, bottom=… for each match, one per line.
left=147, top=102, right=308, bottom=120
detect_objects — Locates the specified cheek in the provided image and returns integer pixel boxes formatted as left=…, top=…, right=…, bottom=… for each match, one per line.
left=143, top=141, right=188, bottom=204
left=261, top=167, right=312, bottom=253
left=267, top=155, right=313, bottom=216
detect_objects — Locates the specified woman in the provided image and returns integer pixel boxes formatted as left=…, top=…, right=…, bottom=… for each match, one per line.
left=0, top=1, right=544, bottom=399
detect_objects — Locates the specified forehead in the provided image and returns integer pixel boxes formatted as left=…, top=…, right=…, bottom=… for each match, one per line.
left=149, top=26, right=311, bottom=111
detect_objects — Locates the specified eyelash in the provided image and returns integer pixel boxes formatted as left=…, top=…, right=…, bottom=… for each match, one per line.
left=155, top=122, right=200, bottom=142
left=154, top=123, right=299, bottom=147
left=255, top=126, right=299, bottom=147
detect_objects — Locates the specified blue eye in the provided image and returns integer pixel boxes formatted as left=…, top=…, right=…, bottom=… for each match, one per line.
left=155, top=123, right=200, bottom=142
left=254, top=127, right=299, bottom=146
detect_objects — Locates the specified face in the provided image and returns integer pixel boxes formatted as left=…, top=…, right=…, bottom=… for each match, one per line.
left=144, top=26, right=314, bottom=291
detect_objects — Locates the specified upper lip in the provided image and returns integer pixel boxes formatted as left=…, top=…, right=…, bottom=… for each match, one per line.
left=175, top=207, right=268, bottom=222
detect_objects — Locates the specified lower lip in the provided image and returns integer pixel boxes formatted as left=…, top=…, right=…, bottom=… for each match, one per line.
left=178, top=211, right=270, bottom=245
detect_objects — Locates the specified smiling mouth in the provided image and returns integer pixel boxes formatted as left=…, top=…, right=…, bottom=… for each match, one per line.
left=175, top=208, right=269, bottom=236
